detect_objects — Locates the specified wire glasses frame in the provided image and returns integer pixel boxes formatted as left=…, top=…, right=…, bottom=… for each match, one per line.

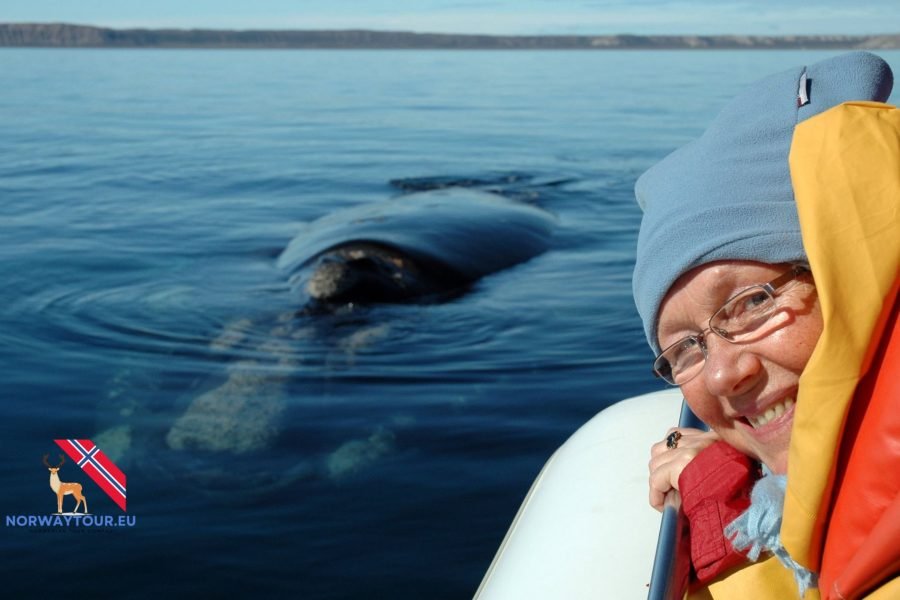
left=653, top=264, right=813, bottom=386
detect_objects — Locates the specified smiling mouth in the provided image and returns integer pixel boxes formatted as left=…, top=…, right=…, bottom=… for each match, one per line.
left=744, top=397, right=795, bottom=429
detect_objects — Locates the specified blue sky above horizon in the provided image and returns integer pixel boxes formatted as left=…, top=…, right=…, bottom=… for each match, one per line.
left=3, top=1, right=899, bottom=36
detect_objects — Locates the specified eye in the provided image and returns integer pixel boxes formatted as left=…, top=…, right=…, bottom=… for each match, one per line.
left=743, top=291, right=770, bottom=310
left=678, top=337, right=699, bottom=351
left=725, top=289, right=771, bottom=318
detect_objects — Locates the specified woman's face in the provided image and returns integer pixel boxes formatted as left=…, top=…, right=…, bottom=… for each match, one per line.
left=657, top=260, right=822, bottom=474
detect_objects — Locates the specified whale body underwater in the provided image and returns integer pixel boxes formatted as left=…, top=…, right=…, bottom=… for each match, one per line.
left=277, top=187, right=558, bottom=309
left=152, top=187, right=557, bottom=489
left=125, top=186, right=560, bottom=495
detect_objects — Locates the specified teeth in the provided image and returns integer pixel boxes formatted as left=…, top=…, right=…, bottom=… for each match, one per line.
left=749, top=397, right=794, bottom=428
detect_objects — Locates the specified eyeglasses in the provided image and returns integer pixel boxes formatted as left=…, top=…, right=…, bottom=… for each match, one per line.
left=653, top=264, right=813, bottom=386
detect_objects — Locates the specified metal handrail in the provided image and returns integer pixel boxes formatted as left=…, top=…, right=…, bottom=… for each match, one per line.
left=647, top=400, right=707, bottom=600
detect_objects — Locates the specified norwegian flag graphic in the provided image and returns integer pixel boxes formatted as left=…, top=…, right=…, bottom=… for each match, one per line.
left=55, top=439, right=127, bottom=512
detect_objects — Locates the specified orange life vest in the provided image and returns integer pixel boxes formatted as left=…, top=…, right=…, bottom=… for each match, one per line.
left=690, top=101, right=900, bottom=600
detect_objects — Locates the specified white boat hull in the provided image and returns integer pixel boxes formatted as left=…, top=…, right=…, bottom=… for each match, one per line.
left=476, top=389, right=684, bottom=599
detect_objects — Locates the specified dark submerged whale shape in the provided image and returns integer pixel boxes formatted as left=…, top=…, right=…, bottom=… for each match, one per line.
left=277, top=188, right=557, bottom=309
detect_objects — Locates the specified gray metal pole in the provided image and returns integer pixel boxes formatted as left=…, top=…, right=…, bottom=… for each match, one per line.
left=647, top=400, right=707, bottom=600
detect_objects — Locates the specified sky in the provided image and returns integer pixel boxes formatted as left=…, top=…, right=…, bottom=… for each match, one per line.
left=2, top=0, right=898, bottom=36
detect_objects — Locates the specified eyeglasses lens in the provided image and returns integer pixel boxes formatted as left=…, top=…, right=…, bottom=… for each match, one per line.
left=655, top=336, right=706, bottom=385
left=710, top=286, right=776, bottom=342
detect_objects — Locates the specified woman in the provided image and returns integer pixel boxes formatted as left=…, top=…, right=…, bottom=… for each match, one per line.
left=635, top=52, right=900, bottom=598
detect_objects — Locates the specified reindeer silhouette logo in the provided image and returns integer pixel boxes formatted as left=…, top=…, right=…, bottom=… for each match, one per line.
left=43, top=453, right=88, bottom=514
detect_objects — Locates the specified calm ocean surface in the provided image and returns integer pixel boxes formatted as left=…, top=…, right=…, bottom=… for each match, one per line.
left=2, top=49, right=898, bottom=598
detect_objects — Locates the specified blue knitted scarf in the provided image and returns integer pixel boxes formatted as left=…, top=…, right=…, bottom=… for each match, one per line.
left=723, top=471, right=818, bottom=598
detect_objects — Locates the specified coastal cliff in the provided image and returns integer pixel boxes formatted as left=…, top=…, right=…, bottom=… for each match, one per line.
left=2, top=23, right=899, bottom=49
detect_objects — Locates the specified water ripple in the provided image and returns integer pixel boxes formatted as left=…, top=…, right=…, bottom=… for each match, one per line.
left=8, top=279, right=254, bottom=359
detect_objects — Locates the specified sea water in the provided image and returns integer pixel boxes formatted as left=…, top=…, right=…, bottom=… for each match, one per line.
left=2, top=48, right=898, bottom=598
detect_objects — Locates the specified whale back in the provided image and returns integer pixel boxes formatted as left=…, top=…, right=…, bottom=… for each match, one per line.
left=277, top=188, right=557, bottom=295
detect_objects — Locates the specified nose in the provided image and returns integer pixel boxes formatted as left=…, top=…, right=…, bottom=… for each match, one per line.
left=701, top=335, right=763, bottom=397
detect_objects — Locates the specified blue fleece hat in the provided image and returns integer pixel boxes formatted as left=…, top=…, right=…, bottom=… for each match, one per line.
left=633, top=51, right=893, bottom=353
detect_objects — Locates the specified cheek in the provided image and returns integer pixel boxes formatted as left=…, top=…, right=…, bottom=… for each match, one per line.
left=764, top=309, right=823, bottom=371
left=680, top=383, right=727, bottom=426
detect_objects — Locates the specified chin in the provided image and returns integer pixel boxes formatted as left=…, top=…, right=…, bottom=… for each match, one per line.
left=761, top=451, right=789, bottom=475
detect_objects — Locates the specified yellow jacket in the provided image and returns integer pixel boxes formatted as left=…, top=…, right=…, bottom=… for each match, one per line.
left=690, top=102, right=900, bottom=599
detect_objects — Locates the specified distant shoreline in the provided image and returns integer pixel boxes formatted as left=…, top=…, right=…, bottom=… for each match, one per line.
left=2, top=23, right=899, bottom=50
